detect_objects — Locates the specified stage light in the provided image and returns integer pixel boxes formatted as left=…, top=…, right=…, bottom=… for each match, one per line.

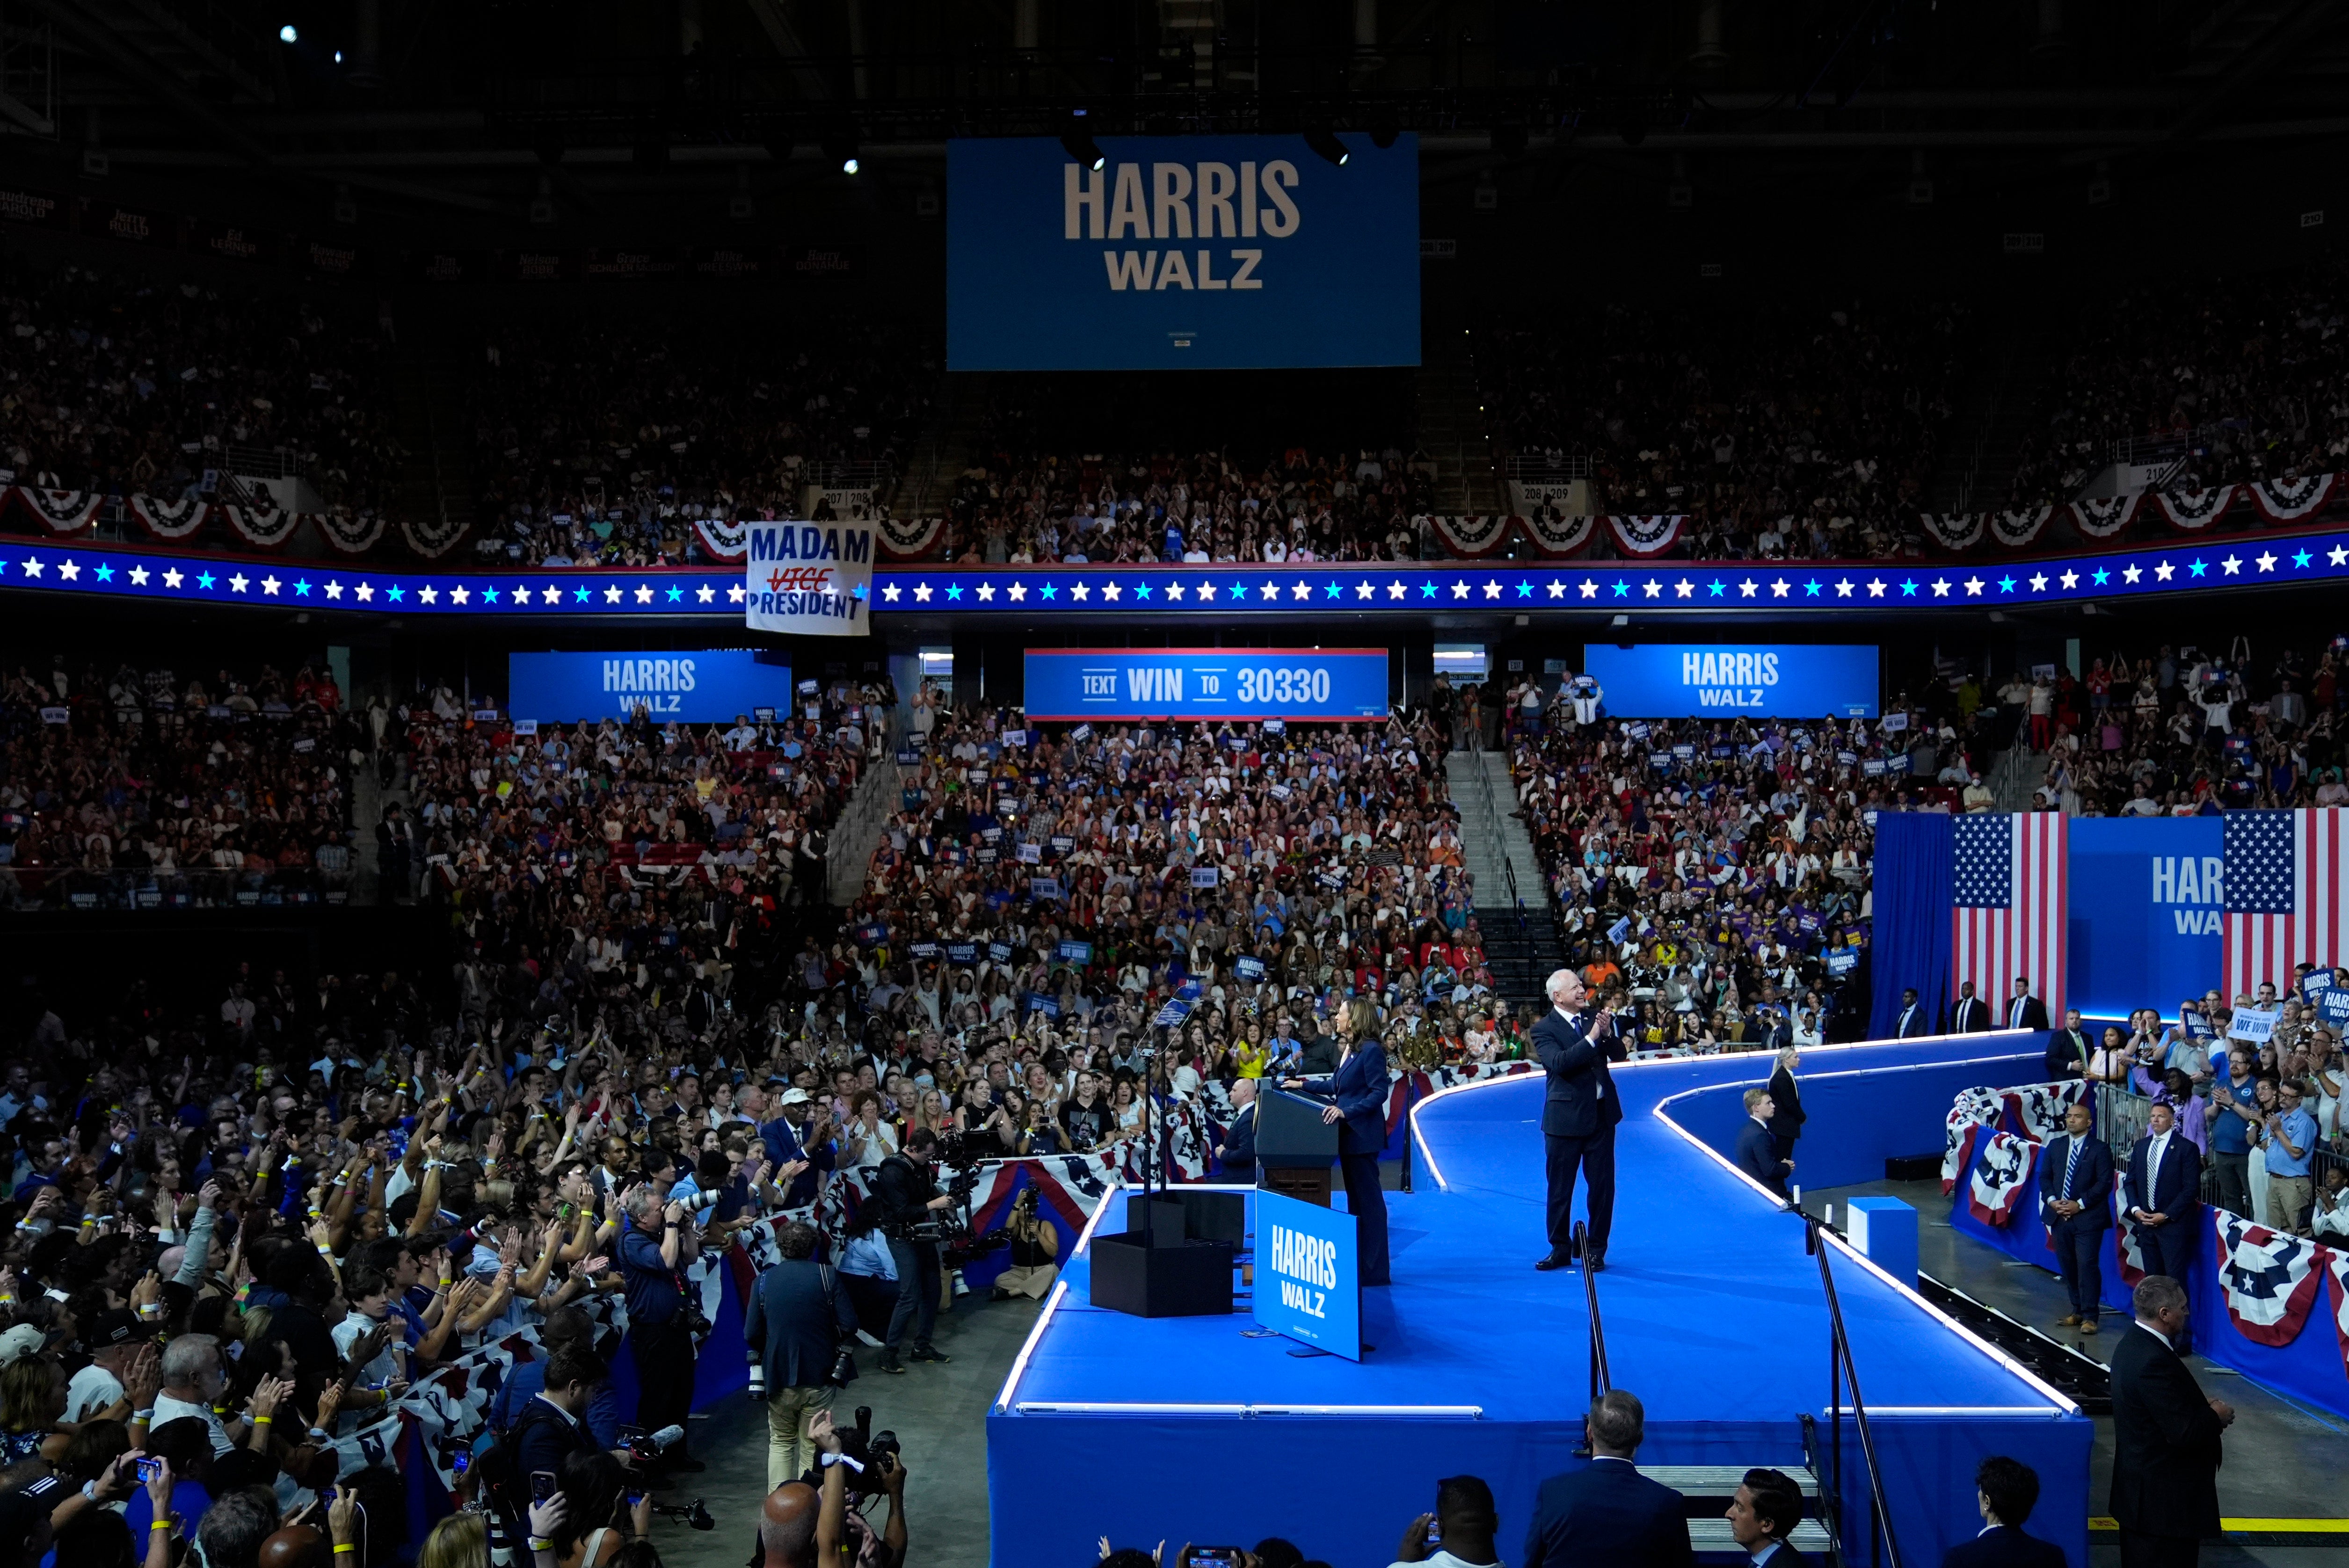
left=823, top=133, right=860, bottom=174
left=278, top=23, right=297, bottom=42
left=1061, top=132, right=1105, bottom=171
left=1304, top=128, right=1350, bottom=167
left=843, top=155, right=859, bottom=174
left=334, top=50, right=343, bottom=62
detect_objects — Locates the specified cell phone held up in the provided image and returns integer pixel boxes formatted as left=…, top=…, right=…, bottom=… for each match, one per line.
left=530, top=1471, right=557, bottom=1503
left=1186, top=1552, right=1247, bottom=1568
left=135, top=1457, right=163, bottom=1484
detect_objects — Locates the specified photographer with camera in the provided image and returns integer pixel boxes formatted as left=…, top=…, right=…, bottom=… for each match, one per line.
left=744, top=1220, right=860, bottom=1488
left=618, top=1182, right=704, bottom=1477
left=869, top=1128, right=956, bottom=1374
left=755, top=1408, right=909, bottom=1568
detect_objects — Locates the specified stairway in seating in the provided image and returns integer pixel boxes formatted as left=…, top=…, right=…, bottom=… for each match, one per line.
left=1446, top=746, right=1558, bottom=1009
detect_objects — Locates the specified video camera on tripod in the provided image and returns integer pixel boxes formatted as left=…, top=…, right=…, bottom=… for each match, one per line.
left=901, top=1133, right=1011, bottom=1269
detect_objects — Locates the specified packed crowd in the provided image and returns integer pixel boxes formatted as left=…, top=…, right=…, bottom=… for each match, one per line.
left=845, top=695, right=1532, bottom=1120
left=0, top=655, right=361, bottom=907
left=1960, top=632, right=2349, bottom=815
left=2007, top=260, right=2349, bottom=504
left=378, top=673, right=893, bottom=984
left=933, top=440, right=1439, bottom=566
left=1502, top=681, right=1892, bottom=1052
left=1472, top=297, right=1972, bottom=561
left=463, top=315, right=936, bottom=570
left=0, top=256, right=404, bottom=515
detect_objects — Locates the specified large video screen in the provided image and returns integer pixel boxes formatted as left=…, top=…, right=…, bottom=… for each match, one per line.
left=508, top=649, right=792, bottom=723
left=948, top=134, right=1420, bottom=371
left=1580, top=644, right=1878, bottom=719
left=1024, top=648, right=1390, bottom=722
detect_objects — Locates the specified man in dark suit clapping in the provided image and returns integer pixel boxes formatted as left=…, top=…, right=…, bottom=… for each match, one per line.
left=1940, top=1456, right=2065, bottom=1568
left=2040, top=1101, right=2115, bottom=1335
left=2124, top=1103, right=2203, bottom=1336
left=2109, top=1275, right=2230, bottom=1566
left=1533, top=967, right=1627, bottom=1272
left=1521, top=1390, right=1692, bottom=1568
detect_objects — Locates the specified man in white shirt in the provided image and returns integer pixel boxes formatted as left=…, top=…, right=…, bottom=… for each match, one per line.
left=152, top=1333, right=242, bottom=1455
left=1390, top=1474, right=1504, bottom=1568
left=65, top=1309, right=145, bottom=1423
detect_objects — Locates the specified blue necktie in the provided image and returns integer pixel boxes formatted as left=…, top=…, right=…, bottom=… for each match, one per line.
left=2062, top=1137, right=2083, bottom=1200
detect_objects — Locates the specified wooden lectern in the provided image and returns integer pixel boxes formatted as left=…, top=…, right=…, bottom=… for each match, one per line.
left=1256, top=1086, right=1340, bottom=1206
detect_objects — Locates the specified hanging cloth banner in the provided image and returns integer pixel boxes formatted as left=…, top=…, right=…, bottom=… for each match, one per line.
left=1917, top=512, right=1985, bottom=551
left=400, top=510, right=470, bottom=558
left=744, top=520, right=875, bottom=635
left=2151, top=485, right=2237, bottom=530
left=1520, top=511, right=1598, bottom=557
left=1424, top=514, right=1516, bottom=557
left=317, top=511, right=387, bottom=554
left=875, top=515, right=946, bottom=560
left=127, top=494, right=209, bottom=540
left=2248, top=473, right=2337, bottom=524
left=1965, top=1129, right=2039, bottom=1227
left=219, top=501, right=301, bottom=548
left=18, top=486, right=99, bottom=533
left=2214, top=1213, right=2326, bottom=1348
left=693, top=516, right=751, bottom=562
left=2069, top=494, right=2143, bottom=538
left=1606, top=514, right=1686, bottom=556
left=1989, top=506, right=2054, bottom=548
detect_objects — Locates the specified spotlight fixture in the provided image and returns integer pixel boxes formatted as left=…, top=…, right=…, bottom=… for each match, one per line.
left=1061, top=131, right=1105, bottom=172
left=823, top=133, right=860, bottom=175
left=278, top=23, right=297, bottom=42
left=1303, top=128, right=1350, bottom=167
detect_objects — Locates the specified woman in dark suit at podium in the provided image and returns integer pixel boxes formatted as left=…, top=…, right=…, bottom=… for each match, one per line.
left=1283, top=1024, right=1393, bottom=1285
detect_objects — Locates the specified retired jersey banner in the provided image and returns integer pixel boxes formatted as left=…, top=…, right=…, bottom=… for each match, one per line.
left=744, top=521, right=873, bottom=635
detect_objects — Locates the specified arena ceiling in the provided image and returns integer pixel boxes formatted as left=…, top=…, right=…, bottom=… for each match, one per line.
left=2, top=0, right=2346, bottom=231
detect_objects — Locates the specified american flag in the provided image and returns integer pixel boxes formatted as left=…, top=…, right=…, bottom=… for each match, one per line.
left=2222, top=809, right=2349, bottom=1001
left=1951, top=812, right=2067, bottom=1022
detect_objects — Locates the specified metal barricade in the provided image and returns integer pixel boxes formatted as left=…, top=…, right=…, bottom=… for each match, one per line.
left=2093, top=1082, right=2154, bottom=1167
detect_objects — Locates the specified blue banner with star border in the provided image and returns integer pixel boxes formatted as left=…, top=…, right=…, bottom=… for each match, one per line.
left=0, top=531, right=2341, bottom=620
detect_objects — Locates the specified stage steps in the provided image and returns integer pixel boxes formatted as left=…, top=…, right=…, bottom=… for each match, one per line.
left=1643, top=1466, right=1832, bottom=1559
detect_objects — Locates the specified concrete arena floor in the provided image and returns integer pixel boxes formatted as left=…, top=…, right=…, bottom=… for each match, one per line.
left=1812, top=1177, right=2349, bottom=1568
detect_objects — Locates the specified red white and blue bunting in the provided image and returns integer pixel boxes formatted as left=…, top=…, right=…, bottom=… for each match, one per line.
left=1919, top=513, right=1986, bottom=552
left=1990, top=507, right=2055, bottom=549
left=1966, top=1129, right=2038, bottom=1227
left=1608, top=514, right=1686, bottom=557
left=1944, top=1086, right=2004, bottom=1193
left=2115, top=1185, right=2149, bottom=1287
left=317, top=511, right=386, bottom=554
left=220, top=501, right=300, bottom=549
left=400, top=512, right=470, bottom=559
left=692, top=516, right=750, bottom=562
left=2251, top=473, right=2339, bottom=524
left=2152, top=485, right=2237, bottom=531
left=2002, top=1079, right=2092, bottom=1143
left=1521, top=511, right=1598, bottom=557
left=127, top=494, right=208, bottom=540
left=876, top=515, right=946, bottom=560
left=1425, top=514, right=1515, bottom=557
left=2216, top=1212, right=2327, bottom=1347
left=18, top=487, right=98, bottom=533
left=2070, top=494, right=2144, bottom=538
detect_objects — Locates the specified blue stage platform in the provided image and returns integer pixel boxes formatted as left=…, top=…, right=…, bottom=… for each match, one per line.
left=987, top=1032, right=2095, bottom=1567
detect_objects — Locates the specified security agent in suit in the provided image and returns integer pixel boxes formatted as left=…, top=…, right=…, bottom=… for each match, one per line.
left=1218, top=1077, right=1258, bottom=1184
left=1521, top=1389, right=1693, bottom=1568
left=1283, top=1029, right=1392, bottom=1285
left=2007, top=978, right=2051, bottom=1032
left=1766, top=1046, right=1806, bottom=1163
left=1726, top=1467, right=1808, bottom=1568
left=1951, top=982, right=1993, bottom=1033
left=2045, top=1008, right=2092, bottom=1079
left=2123, top=1102, right=2202, bottom=1337
left=1895, top=988, right=1931, bottom=1038
left=2109, top=1275, right=2231, bottom=1567
left=1736, top=1088, right=1795, bottom=1199
left=2039, top=1101, right=2115, bottom=1334
left=1533, top=967, right=1627, bottom=1272
left=1941, top=1456, right=2065, bottom=1568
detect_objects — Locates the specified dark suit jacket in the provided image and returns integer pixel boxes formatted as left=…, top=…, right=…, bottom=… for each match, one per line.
left=1221, top=1100, right=1257, bottom=1167
left=2124, top=1130, right=2201, bottom=1223
left=2007, top=995, right=2051, bottom=1031
left=1521, top=1458, right=1694, bottom=1568
left=1896, top=1001, right=1930, bottom=1037
left=1533, top=1007, right=1627, bottom=1139
left=1939, top=1524, right=2066, bottom=1568
left=1295, top=1042, right=1389, bottom=1155
left=2044, top=1027, right=2091, bottom=1079
left=2109, top=1322, right=2225, bottom=1538
left=1736, top=1118, right=1792, bottom=1197
left=2038, top=1131, right=2115, bottom=1234
left=1753, top=1544, right=1807, bottom=1568
left=1952, top=996, right=1992, bottom=1033
left=1765, top=1067, right=1806, bottom=1143
left=743, top=1258, right=857, bottom=1389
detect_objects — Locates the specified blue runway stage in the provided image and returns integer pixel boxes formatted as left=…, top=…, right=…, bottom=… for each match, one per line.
left=988, top=1032, right=2094, bottom=1567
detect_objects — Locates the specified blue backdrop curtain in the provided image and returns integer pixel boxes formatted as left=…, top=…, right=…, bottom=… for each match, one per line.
left=1868, top=811, right=1954, bottom=1040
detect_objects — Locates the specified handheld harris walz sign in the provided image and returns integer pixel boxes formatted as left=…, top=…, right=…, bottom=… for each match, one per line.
left=743, top=522, right=874, bottom=635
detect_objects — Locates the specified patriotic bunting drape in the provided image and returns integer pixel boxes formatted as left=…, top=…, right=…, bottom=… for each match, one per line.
left=692, top=517, right=750, bottom=561
left=1918, top=512, right=1986, bottom=551
left=2070, top=494, right=2143, bottom=538
left=19, top=487, right=98, bottom=533
left=1989, top=507, right=2054, bottom=548
left=2251, top=473, right=2338, bottom=523
left=221, top=501, right=300, bottom=548
left=2215, top=1214, right=2327, bottom=1346
left=127, top=494, right=208, bottom=540
left=2151, top=485, right=2236, bottom=530
left=1607, top=513, right=1685, bottom=556
left=1966, top=1129, right=2039, bottom=1227
left=874, top=515, right=946, bottom=560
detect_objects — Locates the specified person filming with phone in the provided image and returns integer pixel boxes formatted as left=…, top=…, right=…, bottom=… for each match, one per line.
left=1391, top=1474, right=1503, bottom=1568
